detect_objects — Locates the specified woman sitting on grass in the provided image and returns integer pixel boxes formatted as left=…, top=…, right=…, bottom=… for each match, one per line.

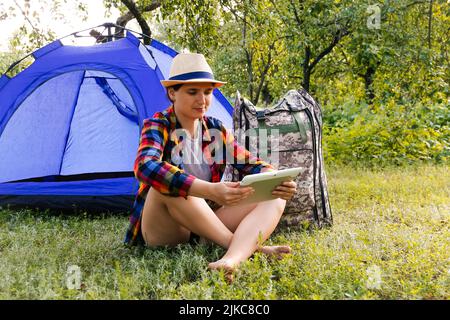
left=124, top=53, right=296, bottom=280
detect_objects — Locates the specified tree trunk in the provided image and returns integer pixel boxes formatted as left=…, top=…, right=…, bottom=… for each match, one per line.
left=119, top=0, right=159, bottom=45
left=427, top=0, right=433, bottom=50
left=253, top=45, right=274, bottom=105
left=261, top=84, right=273, bottom=106
left=363, top=65, right=376, bottom=104
left=301, top=27, right=350, bottom=92
left=241, top=10, right=255, bottom=103
left=245, top=48, right=254, bottom=103
left=302, top=46, right=311, bottom=92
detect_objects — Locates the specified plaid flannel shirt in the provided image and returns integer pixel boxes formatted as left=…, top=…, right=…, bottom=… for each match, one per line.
left=124, top=105, right=273, bottom=245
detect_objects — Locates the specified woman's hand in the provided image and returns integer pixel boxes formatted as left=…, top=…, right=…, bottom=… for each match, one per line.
left=272, top=179, right=297, bottom=201
left=210, top=182, right=254, bottom=206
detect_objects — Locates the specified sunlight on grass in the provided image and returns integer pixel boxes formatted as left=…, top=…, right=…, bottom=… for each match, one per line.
left=0, top=164, right=448, bottom=299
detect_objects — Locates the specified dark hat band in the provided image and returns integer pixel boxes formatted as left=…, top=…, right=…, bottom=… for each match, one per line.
left=169, top=71, right=214, bottom=81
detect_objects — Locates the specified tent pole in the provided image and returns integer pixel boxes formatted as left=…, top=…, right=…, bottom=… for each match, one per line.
left=2, top=23, right=152, bottom=77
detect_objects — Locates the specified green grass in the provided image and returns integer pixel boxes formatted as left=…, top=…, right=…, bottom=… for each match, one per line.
left=0, top=165, right=449, bottom=299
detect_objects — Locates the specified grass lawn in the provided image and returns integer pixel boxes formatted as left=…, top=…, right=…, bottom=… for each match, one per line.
left=0, top=165, right=448, bottom=299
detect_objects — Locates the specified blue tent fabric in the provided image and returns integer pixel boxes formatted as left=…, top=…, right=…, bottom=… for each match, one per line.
left=0, top=177, right=136, bottom=195
left=0, top=32, right=233, bottom=211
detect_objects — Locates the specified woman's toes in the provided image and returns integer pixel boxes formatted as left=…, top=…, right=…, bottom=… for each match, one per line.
left=277, top=245, right=292, bottom=254
left=260, top=245, right=292, bottom=260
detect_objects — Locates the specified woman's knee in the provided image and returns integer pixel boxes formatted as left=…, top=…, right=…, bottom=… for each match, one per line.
left=258, top=198, right=286, bottom=216
left=149, top=187, right=196, bottom=208
left=148, top=187, right=170, bottom=201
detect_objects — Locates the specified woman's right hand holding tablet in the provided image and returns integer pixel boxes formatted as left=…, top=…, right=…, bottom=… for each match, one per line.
left=210, top=182, right=254, bottom=206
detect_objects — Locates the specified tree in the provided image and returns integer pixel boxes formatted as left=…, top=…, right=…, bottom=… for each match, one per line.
left=268, top=0, right=358, bottom=93
left=210, top=0, right=285, bottom=105
left=102, top=0, right=161, bottom=44
left=3, top=0, right=447, bottom=109
left=0, top=0, right=62, bottom=53
left=341, top=0, right=444, bottom=105
left=0, top=0, right=71, bottom=74
left=101, top=0, right=220, bottom=52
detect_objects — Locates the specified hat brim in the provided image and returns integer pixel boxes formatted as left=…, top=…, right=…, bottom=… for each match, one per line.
left=161, top=78, right=226, bottom=88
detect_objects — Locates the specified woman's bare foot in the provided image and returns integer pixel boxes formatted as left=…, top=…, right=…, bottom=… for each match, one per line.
left=258, top=245, right=292, bottom=260
left=207, top=246, right=291, bottom=283
left=208, top=259, right=237, bottom=283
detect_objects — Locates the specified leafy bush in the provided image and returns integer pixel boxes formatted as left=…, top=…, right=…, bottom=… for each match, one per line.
left=323, top=101, right=449, bottom=166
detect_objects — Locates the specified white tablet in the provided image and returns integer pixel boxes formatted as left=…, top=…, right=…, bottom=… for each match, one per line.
left=232, top=167, right=303, bottom=206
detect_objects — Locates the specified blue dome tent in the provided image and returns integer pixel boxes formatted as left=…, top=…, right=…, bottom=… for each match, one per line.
left=0, top=26, right=233, bottom=212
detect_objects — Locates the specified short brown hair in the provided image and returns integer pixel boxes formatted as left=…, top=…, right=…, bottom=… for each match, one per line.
left=166, top=84, right=183, bottom=103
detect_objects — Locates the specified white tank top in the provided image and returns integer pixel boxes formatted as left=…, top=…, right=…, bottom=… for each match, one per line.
left=181, top=133, right=212, bottom=182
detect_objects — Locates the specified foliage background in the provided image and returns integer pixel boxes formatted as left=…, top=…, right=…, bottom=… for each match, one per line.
left=2, top=0, right=447, bottom=167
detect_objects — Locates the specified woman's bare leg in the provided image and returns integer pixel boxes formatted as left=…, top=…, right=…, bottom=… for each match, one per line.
left=141, top=187, right=233, bottom=247
left=140, top=188, right=188, bottom=246
left=141, top=188, right=290, bottom=281
left=208, top=198, right=288, bottom=272
left=214, top=202, right=291, bottom=257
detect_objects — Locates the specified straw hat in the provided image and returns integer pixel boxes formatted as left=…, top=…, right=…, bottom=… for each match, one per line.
left=160, top=53, right=226, bottom=88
